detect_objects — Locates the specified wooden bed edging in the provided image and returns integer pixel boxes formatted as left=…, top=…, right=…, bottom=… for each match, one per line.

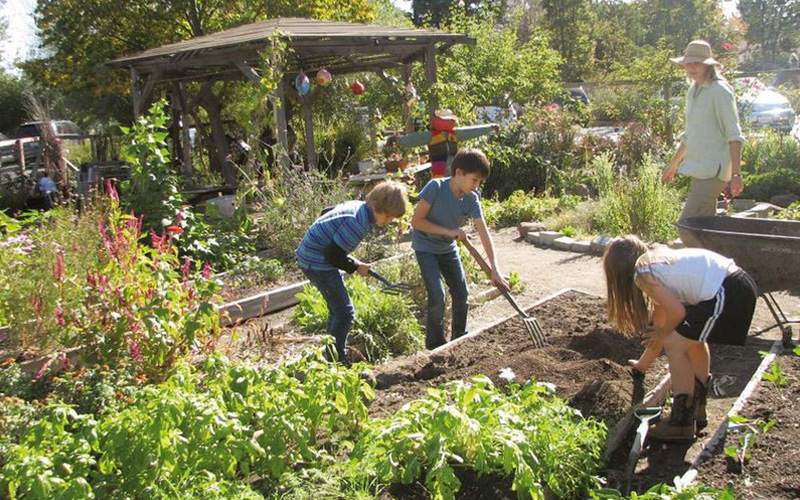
left=217, top=250, right=416, bottom=327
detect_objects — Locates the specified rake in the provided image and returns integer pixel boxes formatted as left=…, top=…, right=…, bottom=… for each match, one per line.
left=462, top=238, right=547, bottom=348
left=367, top=269, right=412, bottom=295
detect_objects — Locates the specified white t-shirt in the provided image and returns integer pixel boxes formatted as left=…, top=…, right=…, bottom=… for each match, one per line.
left=635, top=248, right=738, bottom=305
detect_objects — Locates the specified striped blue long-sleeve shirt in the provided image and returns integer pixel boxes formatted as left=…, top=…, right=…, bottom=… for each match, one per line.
left=296, top=200, right=375, bottom=271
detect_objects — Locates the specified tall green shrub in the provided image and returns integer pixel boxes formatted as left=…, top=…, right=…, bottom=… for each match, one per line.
left=741, top=132, right=800, bottom=201
left=593, top=152, right=682, bottom=242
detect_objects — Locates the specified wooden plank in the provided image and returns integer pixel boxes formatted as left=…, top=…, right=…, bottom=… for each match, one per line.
left=218, top=280, right=309, bottom=326
left=424, top=44, right=438, bottom=121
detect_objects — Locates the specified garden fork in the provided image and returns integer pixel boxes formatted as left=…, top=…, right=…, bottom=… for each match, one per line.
left=367, top=269, right=412, bottom=295
left=461, top=238, right=547, bottom=348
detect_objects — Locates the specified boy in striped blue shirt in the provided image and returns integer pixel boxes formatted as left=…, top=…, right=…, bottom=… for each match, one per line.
left=296, top=181, right=409, bottom=365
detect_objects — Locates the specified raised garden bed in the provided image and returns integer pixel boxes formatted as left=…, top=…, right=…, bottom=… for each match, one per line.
left=695, top=350, right=800, bottom=498
left=372, top=290, right=669, bottom=427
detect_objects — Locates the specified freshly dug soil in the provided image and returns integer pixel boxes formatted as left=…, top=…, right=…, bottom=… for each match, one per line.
left=696, top=352, right=800, bottom=499
left=371, top=290, right=669, bottom=428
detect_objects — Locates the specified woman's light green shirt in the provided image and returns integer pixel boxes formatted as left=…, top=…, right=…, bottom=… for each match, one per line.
left=678, top=79, right=745, bottom=182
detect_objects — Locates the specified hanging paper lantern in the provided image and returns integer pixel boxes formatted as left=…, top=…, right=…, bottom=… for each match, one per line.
left=295, top=71, right=310, bottom=95
left=315, top=68, right=332, bottom=86
left=351, top=80, right=365, bottom=95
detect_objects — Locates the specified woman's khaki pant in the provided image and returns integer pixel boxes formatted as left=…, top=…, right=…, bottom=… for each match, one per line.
left=678, top=177, right=727, bottom=247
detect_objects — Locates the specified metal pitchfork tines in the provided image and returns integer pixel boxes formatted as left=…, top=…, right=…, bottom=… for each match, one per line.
left=367, top=269, right=412, bottom=295
left=461, top=238, right=547, bottom=347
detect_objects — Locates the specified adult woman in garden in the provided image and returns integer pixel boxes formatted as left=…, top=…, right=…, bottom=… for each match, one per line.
left=663, top=40, right=745, bottom=247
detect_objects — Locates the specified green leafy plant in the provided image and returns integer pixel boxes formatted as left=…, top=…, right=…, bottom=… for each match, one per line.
left=508, top=270, right=526, bottom=295
left=724, top=414, right=776, bottom=474
left=775, top=202, right=800, bottom=221
left=349, top=376, right=606, bottom=500
left=294, top=275, right=423, bottom=363
left=481, top=191, right=574, bottom=229
left=762, top=360, right=787, bottom=397
left=0, top=352, right=374, bottom=499
left=589, top=482, right=735, bottom=499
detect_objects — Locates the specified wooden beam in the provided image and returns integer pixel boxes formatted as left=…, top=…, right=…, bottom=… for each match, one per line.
left=138, top=69, right=163, bottom=113
left=424, top=44, right=438, bottom=122
left=131, top=68, right=142, bottom=118
left=301, top=92, right=317, bottom=170
left=234, top=60, right=261, bottom=85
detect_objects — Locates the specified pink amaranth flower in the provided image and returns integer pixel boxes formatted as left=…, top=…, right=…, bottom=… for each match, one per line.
left=723, top=42, right=733, bottom=51
left=202, top=262, right=211, bottom=280
left=182, top=257, right=191, bottom=280
left=105, top=179, right=119, bottom=203
left=54, top=253, right=64, bottom=282
left=54, top=306, right=67, bottom=326
left=129, top=341, right=142, bottom=362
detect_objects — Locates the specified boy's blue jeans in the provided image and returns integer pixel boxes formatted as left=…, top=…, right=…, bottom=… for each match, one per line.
left=300, top=267, right=354, bottom=362
left=415, top=249, right=469, bottom=349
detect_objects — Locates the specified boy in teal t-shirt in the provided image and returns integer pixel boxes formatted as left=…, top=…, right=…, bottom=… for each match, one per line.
left=411, top=149, right=509, bottom=349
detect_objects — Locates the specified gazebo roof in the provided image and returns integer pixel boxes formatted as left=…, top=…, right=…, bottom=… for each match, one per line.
left=104, top=17, right=474, bottom=80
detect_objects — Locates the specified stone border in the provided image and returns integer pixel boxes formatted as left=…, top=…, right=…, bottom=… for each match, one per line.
left=517, top=202, right=784, bottom=256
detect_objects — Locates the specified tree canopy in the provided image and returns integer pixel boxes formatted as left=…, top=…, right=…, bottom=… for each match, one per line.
left=23, top=0, right=377, bottom=124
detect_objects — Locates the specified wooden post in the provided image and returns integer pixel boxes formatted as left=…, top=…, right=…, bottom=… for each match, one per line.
left=663, top=80, right=673, bottom=148
left=273, top=79, right=290, bottom=169
left=368, top=104, right=377, bottom=158
left=177, top=83, right=194, bottom=186
left=301, top=92, right=317, bottom=170
left=402, top=64, right=414, bottom=134
left=131, top=68, right=142, bottom=118
left=424, top=44, right=438, bottom=123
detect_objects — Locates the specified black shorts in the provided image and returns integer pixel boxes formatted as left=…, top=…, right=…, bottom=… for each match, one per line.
left=676, top=270, right=758, bottom=346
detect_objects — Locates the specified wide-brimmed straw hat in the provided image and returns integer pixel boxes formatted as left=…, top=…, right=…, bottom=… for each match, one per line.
left=669, top=40, right=720, bottom=66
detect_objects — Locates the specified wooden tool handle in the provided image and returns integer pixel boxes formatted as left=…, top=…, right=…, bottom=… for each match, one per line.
left=461, top=238, right=493, bottom=277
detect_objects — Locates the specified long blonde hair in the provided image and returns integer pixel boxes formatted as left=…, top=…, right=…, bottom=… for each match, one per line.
left=603, top=235, right=650, bottom=335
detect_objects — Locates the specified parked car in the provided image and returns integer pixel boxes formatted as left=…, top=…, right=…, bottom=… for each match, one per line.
left=0, top=120, right=86, bottom=166
left=554, top=87, right=590, bottom=106
left=741, top=88, right=796, bottom=132
left=474, top=104, right=517, bottom=124
left=0, top=133, right=14, bottom=166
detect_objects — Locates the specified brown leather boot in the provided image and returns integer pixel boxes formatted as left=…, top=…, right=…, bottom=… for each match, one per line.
left=694, top=375, right=710, bottom=430
left=649, top=394, right=696, bottom=443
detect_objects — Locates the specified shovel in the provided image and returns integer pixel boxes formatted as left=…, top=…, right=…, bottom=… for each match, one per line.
left=625, top=407, right=663, bottom=478
left=367, top=269, right=412, bottom=295
left=461, top=238, right=547, bottom=348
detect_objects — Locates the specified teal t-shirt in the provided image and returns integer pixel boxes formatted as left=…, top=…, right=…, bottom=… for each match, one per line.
left=412, top=178, right=483, bottom=254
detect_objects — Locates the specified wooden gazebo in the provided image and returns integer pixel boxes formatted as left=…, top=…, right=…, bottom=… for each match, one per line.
left=102, top=18, right=475, bottom=185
